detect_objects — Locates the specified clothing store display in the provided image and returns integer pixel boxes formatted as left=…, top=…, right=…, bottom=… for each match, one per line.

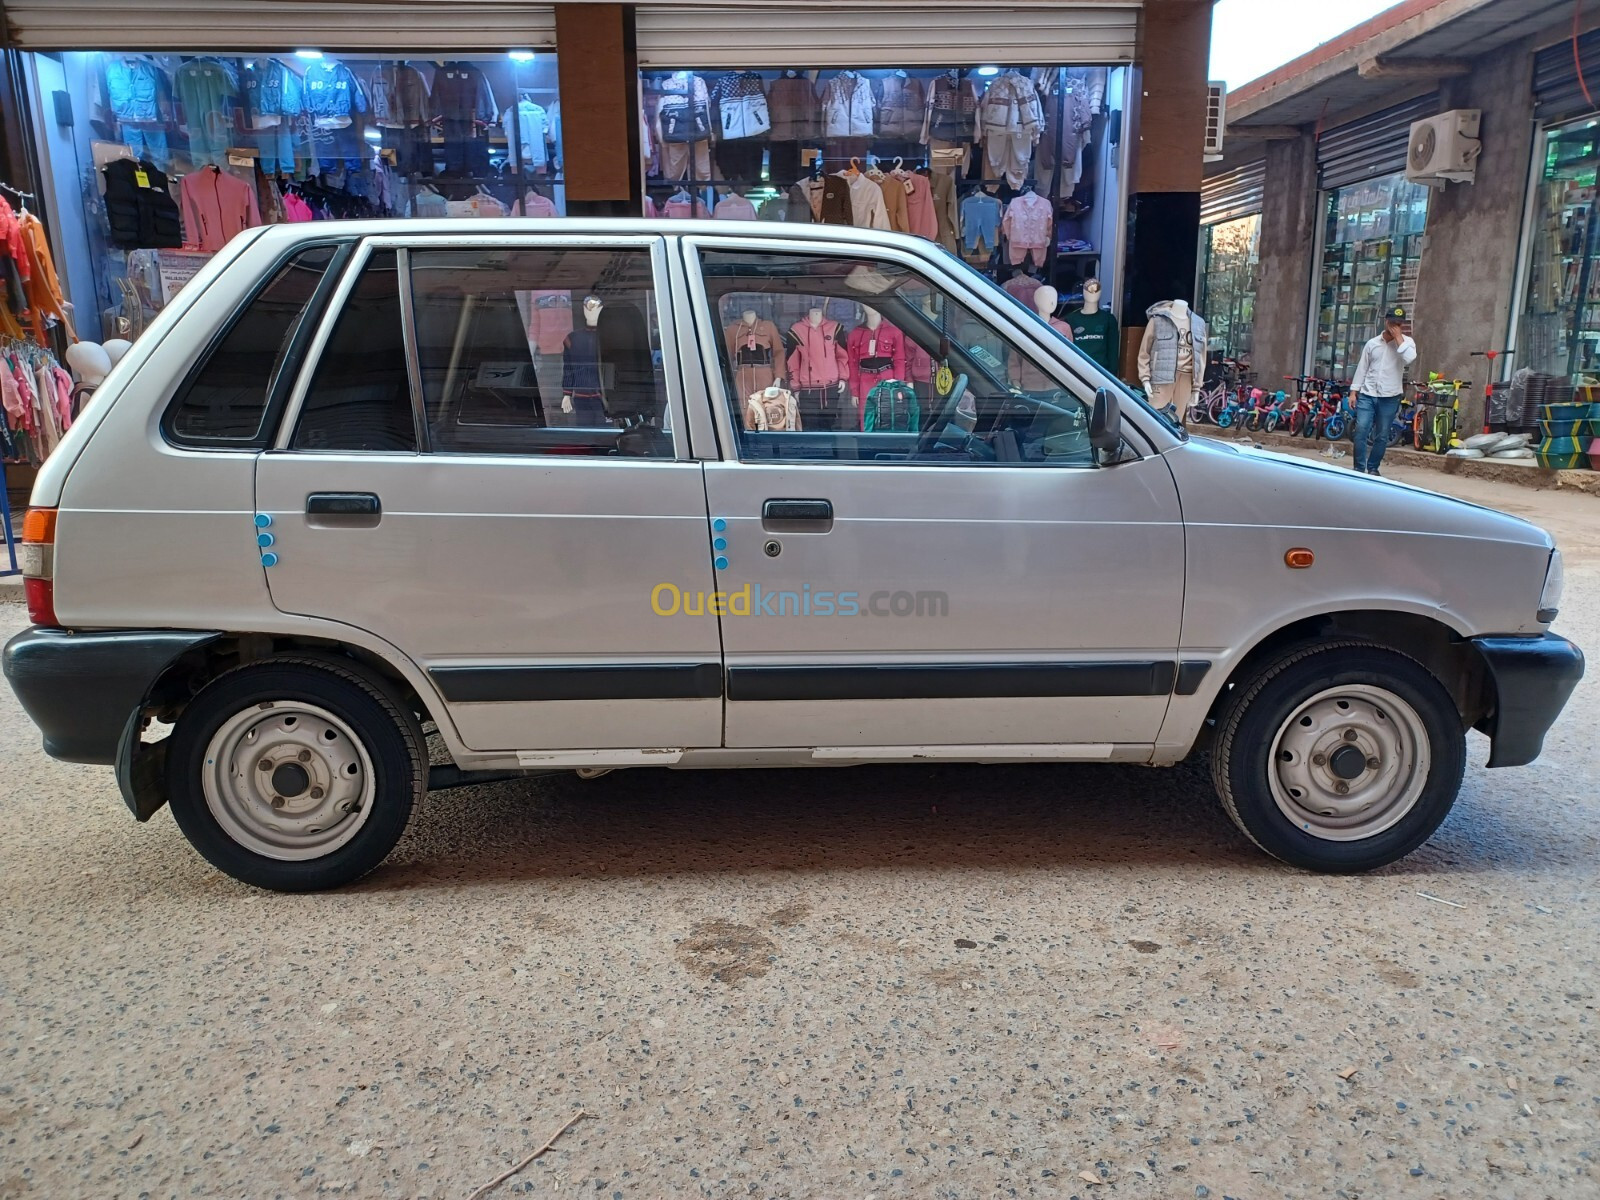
left=658, top=72, right=713, bottom=144
left=1067, top=307, right=1120, bottom=374
left=240, top=59, right=301, bottom=173
left=661, top=193, right=710, bottom=219
left=784, top=181, right=817, bottom=223
left=843, top=171, right=890, bottom=230
left=660, top=140, right=713, bottom=183
left=862, top=379, right=920, bottom=432
left=103, top=158, right=183, bottom=249
left=562, top=325, right=609, bottom=425
left=180, top=166, right=261, bottom=253
left=174, top=57, right=239, bottom=167
left=713, top=192, right=758, bottom=222
left=875, top=73, right=926, bottom=140
left=501, top=99, right=551, bottom=169
left=105, top=57, right=172, bottom=125
left=301, top=58, right=367, bottom=127
left=726, top=317, right=787, bottom=399
left=959, top=191, right=1002, bottom=253
left=745, top=386, right=801, bottom=432
left=1035, top=68, right=1101, bottom=194
left=431, top=63, right=494, bottom=176
left=812, top=176, right=854, bottom=226
left=525, top=291, right=573, bottom=355
left=846, top=320, right=908, bottom=403
left=1009, top=317, right=1074, bottom=391
left=874, top=171, right=911, bottom=234
left=283, top=191, right=315, bottom=222
left=1138, top=301, right=1208, bottom=409
left=17, top=212, right=72, bottom=341
left=931, top=172, right=959, bottom=253
left=372, top=61, right=429, bottom=127
left=409, top=188, right=447, bottom=218
left=979, top=69, right=1044, bottom=190
left=787, top=317, right=849, bottom=431
left=820, top=72, right=875, bottom=139
left=767, top=72, right=821, bottom=141
left=1001, top=191, right=1053, bottom=266
left=712, top=72, right=771, bottom=140
left=714, top=139, right=765, bottom=182
left=924, top=73, right=980, bottom=144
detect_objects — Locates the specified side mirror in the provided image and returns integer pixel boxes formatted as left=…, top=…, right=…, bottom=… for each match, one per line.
left=1089, top=387, right=1123, bottom=454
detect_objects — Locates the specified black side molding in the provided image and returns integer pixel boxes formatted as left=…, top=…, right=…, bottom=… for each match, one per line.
left=1471, top=634, right=1584, bottom=768
left=727, top=661, right=1178, bottom=702
left=1174, top=661, right=1213, bottom=696
left=431, top=662, right=724, bottom=704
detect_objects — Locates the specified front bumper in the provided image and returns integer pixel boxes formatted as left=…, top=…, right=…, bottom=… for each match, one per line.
left=1472, top=634, right=1585, bottom=768
left=2, top=627, right=218, bottom=765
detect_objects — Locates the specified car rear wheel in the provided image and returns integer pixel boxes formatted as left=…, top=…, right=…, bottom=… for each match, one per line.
left=166, top=659, right=425, bottom=891
left=1211, top=642, right=1466, bottom=872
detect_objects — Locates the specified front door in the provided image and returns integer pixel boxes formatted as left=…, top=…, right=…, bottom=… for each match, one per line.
left=255, top=235, right=723, bottom=759
left=681, top=238, right=1185, bottom=755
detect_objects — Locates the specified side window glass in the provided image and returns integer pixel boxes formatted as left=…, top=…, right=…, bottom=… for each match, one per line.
left=698, top=250, right=1090, bottom=467
left=163, top=244, right=339, bottom=446
left=409, top=246, right=670, bottom=458
left=292, top=249, right=416, bottom=452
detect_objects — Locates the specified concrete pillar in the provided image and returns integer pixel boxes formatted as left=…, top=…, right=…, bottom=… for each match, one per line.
left=1120, top=0, right=1213, bottom=379
left=1249, top=131, right=1319, bottom=386
left=554, top=3, right=642, bottom=216
left=1409, top=40, right=1537, bottom=431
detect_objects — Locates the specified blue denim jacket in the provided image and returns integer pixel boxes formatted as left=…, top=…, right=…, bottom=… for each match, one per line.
left=302, top=61, right=368, bottom=122
left=242, top=58, right=303, bottom=121
left=105, top=58, right=170, bottom=123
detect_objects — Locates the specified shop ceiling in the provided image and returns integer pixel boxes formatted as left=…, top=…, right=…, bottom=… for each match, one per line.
left=1223, top=0, right=1581, bottom=147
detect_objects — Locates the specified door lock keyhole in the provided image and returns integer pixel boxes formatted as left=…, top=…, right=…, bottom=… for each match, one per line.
left=763, top=539, right=782, bottom=558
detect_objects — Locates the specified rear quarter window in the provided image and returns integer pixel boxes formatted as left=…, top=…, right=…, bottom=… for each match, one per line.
left=161, top=243, right=343, bottom=447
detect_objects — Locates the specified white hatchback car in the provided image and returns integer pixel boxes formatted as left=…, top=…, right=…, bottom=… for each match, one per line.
left=3, top=220, right=1583, bottom=890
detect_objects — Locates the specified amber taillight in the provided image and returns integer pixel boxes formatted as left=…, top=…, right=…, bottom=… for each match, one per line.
left=20, top=508, right=59, bottom=627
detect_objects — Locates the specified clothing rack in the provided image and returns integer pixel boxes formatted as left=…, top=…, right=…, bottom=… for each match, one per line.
left=0, top=181, right=37, bottom=201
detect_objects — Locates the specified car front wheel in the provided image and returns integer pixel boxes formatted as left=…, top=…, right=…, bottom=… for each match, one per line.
left=166, top=659, right=425, bottom=891
left=1211, top=642, right=1466, bottom=872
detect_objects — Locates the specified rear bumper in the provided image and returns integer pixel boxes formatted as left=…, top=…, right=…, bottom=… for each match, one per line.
left=1472, top=634, right=1585, bottom=768
left=2, top=627, right=218, bottom=765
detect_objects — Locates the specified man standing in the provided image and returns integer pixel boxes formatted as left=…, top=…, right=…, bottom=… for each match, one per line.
left=1349, top=306, right=1418, bottom=476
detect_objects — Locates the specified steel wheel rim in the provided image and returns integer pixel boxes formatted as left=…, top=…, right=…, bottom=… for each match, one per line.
left=201, top=701, right=377, bottom=861
left=1267, top=684, right=1431, bottom=842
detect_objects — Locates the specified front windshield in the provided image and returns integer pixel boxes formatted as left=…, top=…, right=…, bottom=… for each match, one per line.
left=940, top=249, right=1186, bottom=441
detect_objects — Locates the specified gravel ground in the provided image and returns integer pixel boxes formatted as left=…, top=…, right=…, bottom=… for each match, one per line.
left=2, top=460, right=1597, bottom=1200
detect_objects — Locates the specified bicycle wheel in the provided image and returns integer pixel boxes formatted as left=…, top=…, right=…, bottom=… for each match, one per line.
left=1246, top=411, right=1263, bottom=432
left=1263, top=412, right=1280, bottom=433
left=1218, top=409, right=1234, bottom=428
left=1324, top=415, right=1346, bottom=441
left=1288, top=409, right=1305, bottom=436
left=1432, top=409, right=1451, bottom=454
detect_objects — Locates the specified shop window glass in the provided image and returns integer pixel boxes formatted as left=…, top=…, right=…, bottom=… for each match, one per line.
left=641, top=66, right=1127, bottom=301
left=698, top=248, right=1095, bottom=467
left=1314, top=173, right=1429, bottom=382
left=163, top=242, right=339, bottom=445
left=409, top=246, right=671, bottom=458
left=1517, top=121, right=1600, bottom=388
left=37, top=50, right=565, bottom=342
left=1197, top=214, right=1259, bottom=374
left=293, top=250, right=415, bottom=452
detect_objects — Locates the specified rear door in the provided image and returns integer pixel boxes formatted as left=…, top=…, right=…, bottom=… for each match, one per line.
left=679, top=235, right=1185, bottom=757
left=255, top=233, right=723, bottom=762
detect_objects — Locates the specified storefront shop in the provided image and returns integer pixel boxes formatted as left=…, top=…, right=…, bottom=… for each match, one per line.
left=1197, top=158, right=1263, bottom=368
left=629, top=6, right=1136, bottom=318
left=1311, top=97, right=1435, bottom=382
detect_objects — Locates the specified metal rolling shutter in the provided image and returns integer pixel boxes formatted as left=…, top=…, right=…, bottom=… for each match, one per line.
left=1201, top=159, right=1266, bottom=225
left=2, top=1, right=557, bottom=51
left=1317, top=94, right=1439, bottom=191
left=635, top=3, right=1141, bottom=69
left=1534, top=28, right=1600, bottom=123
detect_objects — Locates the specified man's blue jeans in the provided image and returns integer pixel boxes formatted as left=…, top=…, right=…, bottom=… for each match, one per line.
left=1354, top=393, right=1402, bottom=471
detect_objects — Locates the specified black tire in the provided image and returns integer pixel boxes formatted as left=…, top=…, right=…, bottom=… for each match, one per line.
left=166, top=658, right=425, bottom=891
left=1211, top=642, right=1466, bottom=872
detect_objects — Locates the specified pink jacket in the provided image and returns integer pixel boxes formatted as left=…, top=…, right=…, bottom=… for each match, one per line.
left=903, top=173, right=938, bottom=241
left=181, top=166, right=261, bottom=253
left=786, top=318, right=848, bottom=390
left=846, top=321, right=908, bottom=399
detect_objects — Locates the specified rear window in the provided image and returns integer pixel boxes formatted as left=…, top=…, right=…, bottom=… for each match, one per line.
left=162, top=244, right=341, bottom=447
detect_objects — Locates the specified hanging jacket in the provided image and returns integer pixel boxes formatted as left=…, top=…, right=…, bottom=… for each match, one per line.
left=501, top=100, right=550, bottom=168
left=767, top=73, right=820, bottom=141
left=103, top=158, right=183, bottom=249
left=875, top=74, right=926, bottom=140
left=372, top=61, right=430, bottom=127
left=712, top=72, right=771, bottom=140
left=820, top=73, right=874, bottom=138
left=241, top=59, right=302, bottom=125
left=816, top=176, right=854, bottom=227
left=863, top=379, right=921, bottom=433
left=874, top=173, right=910, bottom=234
left=786, top=181, right=819, bottom=224
left=180, top=167, right=262, bottom=253
left=302, top=59, right=368, bottom=124
left=903, top=173, right=938, bottom=241
left=104, top=57, right=172, bottom=123
left=843, top=172, right=889, bottom=230
left=745, top=386, right=801, bottom=432
left=846, top=321, right=908, bottom=400
left=925, top=74, right=980, bottom=143
left=979, top=71, right=1043, bottom=141
left=713, top=192, right=758, bottom=221
left=429, top=63, right=495, bottom=123
left=18, top=212, right=74, bottom=340
left=786, top=318, right=848, bottom=390
left=657, top=72, right=712, bottom=144
left=173, top=57, right=238, bottom=129
left=931, top=171, right=960, bottom=253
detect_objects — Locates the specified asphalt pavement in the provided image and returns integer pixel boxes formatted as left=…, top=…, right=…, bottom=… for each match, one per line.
left=1, top=458, right=1596, bottom=1199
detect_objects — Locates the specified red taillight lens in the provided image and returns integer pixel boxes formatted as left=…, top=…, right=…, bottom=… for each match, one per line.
left=20, top=507, right=59, bottom=627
